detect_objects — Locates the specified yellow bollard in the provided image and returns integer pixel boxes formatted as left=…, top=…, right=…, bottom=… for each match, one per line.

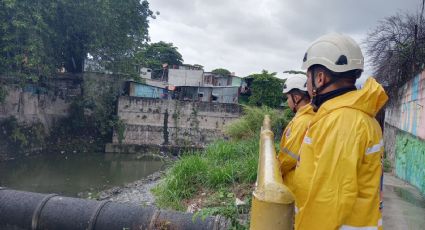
left=250, top=115, right=295, bottom=230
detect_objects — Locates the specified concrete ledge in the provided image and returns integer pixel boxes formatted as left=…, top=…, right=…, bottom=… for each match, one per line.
left=105, top=143, right=202, bottom=155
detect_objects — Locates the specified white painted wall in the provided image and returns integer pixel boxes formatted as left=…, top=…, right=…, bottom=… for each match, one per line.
left=168, top=69, right=204, bottom=87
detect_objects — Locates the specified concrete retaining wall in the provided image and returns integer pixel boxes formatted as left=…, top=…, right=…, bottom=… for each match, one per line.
left=385, top=71, right=425, bottom=139
left=112, top=97, right=242, bottom=147
left=384, top=69, right=425, bottom=195
left=394, top=132, right=425, bottom=195
left=0, top=75, right=82, bottom=130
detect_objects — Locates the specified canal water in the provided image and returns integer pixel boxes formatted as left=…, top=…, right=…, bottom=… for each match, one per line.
left=0, top=152, right=165, bottom=197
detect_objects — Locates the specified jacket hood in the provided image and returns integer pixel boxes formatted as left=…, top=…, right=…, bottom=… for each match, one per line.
left=314, top=77, right=388, bottom=119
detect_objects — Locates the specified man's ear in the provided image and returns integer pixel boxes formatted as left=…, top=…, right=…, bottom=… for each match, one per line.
left=316, top=71, right=326, bottom=87
left=293, top=94, right=302, bottom=103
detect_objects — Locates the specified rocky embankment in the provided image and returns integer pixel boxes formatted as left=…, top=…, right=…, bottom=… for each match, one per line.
left=97, top=171, right=164, bottom=206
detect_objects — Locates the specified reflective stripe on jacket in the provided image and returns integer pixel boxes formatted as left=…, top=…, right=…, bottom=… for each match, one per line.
left=294, top=78, right=388, bottom=230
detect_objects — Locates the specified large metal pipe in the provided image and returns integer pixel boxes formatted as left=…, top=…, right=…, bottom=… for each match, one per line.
left=0, top=188, right=229, bottom=230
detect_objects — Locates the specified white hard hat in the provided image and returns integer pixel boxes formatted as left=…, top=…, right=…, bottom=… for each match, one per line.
left=301, top=33, right=364, bottom=74
left=282, top=74, right=307, bottom=94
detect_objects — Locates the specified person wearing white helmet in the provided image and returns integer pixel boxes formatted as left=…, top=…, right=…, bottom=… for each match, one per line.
left=282, top=74, right=310, bottom=113
left=293, top=33, right=388, bottom=230
left=278, top=74, right=314, bottom=194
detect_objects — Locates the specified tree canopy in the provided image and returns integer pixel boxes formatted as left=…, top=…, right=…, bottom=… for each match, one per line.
left=248, top=70, right=283, bottom=108
left=211, top=68, right=231, bottom=76
left=366, top=11, right=425, bottom=90
left=136, top=41, right=183, bottom=70
left=0, top=0, right=154, bottom=79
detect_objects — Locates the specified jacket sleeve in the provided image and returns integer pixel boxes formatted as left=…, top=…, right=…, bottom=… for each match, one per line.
left=278, top=122, right=306, bottom=176
left=296, top=124, right=367, bottom=230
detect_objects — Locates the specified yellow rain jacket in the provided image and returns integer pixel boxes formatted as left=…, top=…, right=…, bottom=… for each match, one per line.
left=278, top=104, right=315, bottom=192
left=294, top=78, right=388, bottom=230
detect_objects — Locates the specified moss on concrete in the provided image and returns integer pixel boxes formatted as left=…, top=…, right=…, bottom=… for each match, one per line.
left=395, top=132, right=425, bottom=195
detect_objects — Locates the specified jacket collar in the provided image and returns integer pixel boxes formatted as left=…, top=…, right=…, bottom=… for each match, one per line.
left=310, top=77, right=388, bottom=126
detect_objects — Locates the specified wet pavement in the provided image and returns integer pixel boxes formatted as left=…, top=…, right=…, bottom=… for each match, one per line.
left=383, top=173, right=425, bottom=230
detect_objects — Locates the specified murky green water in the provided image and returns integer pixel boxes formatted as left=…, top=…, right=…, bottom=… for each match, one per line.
left=0, top=152, right=165, bottom=197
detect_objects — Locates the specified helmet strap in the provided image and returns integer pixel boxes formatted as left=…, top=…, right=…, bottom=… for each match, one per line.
left=315, top=77, right=340, bottom=94
left=310, top=67, right=346, bottom=111
left=290, top=91, right=307, bottom=113
left=290, top=94, right=298, bottom=113
left=310, top=69, right=319, bottom=112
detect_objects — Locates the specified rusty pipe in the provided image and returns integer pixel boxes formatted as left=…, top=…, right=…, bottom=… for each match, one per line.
left=0, top=188, right=229, bottom=230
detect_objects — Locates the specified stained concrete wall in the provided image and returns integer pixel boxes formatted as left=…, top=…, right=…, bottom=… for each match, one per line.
left=383, top=123, right=397, bottom=167
left=0, top=73, right=124, bottom=131
left=0, top=76, right=82, bottom=130
left=385, top=71, right=425, bottom=139
left=384, top=69, right=425, bottom=195
left=112, top=97, right=242, bottom=147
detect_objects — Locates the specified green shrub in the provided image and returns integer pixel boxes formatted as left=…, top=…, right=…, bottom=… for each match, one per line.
left=0, top=85, right=7, bottom=103
left=225, top=105, right=292, bottom=140
left=383, top=158, right=392, bottom=173
left=0, top=116, right=46, bottom=153
left=153, top=138, right=259, bottom=210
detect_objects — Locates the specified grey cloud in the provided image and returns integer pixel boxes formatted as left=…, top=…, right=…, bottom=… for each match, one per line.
left=148, top=0, right=419, bottom=77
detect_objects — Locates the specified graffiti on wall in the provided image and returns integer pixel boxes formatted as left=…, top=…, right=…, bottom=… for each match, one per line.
left=386, top=70, right=425, bottom=139
left=395, top=133, right=425, bottom=195
left=401, top=71, right=425, bottom=138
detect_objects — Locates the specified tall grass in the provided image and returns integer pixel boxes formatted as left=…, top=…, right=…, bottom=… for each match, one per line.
left=153, top=138, right=259, bottom=210
left=225, top=106, right=292, bottom=140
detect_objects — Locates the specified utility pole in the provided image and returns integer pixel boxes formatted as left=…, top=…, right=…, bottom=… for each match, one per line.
left=422, top=0, right=425, bottom=25
left=413, top=24, right=418, bottom=74
left=412, top=0, right=425, bottom=74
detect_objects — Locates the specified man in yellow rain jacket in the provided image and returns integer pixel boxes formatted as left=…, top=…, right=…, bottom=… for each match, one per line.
left=294, top=33, right=388, bottom=230
left=278, top=74, right=314, bottom=193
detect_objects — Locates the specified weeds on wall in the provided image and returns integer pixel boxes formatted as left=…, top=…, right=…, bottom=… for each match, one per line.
left=0, top=116, right=46, bottom=154
left=383, top=158, right=392, bottom=173
left=115, top=119, right=126, bottom=144
left=49, top=93, right=121, bottom=151
left=172, top=101, right=182, bottom=142
left=49, top=76, right=124, bottom=152
left=0, top=84, right=7, bottom=103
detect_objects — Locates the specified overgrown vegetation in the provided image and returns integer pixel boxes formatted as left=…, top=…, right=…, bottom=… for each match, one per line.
left=0, top=0, right=154, bottom=77
left=226, top=106, right=292, bottom=140
left=0, top=116, right=46, bottom=155
left=49, top=78, right=123, bottom=152
left=153, top=139, right=258, bottom=228
left=0, top=84, right=7, bottom=103
left=383, top=158, right=392, bottom=173
left=153, top=106, right=291, bottom=229
left=247, top=70, right=284, bottom=108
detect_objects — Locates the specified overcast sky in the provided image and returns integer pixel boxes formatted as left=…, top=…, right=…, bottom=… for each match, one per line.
left=148, top=0, right=420, bottom=82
